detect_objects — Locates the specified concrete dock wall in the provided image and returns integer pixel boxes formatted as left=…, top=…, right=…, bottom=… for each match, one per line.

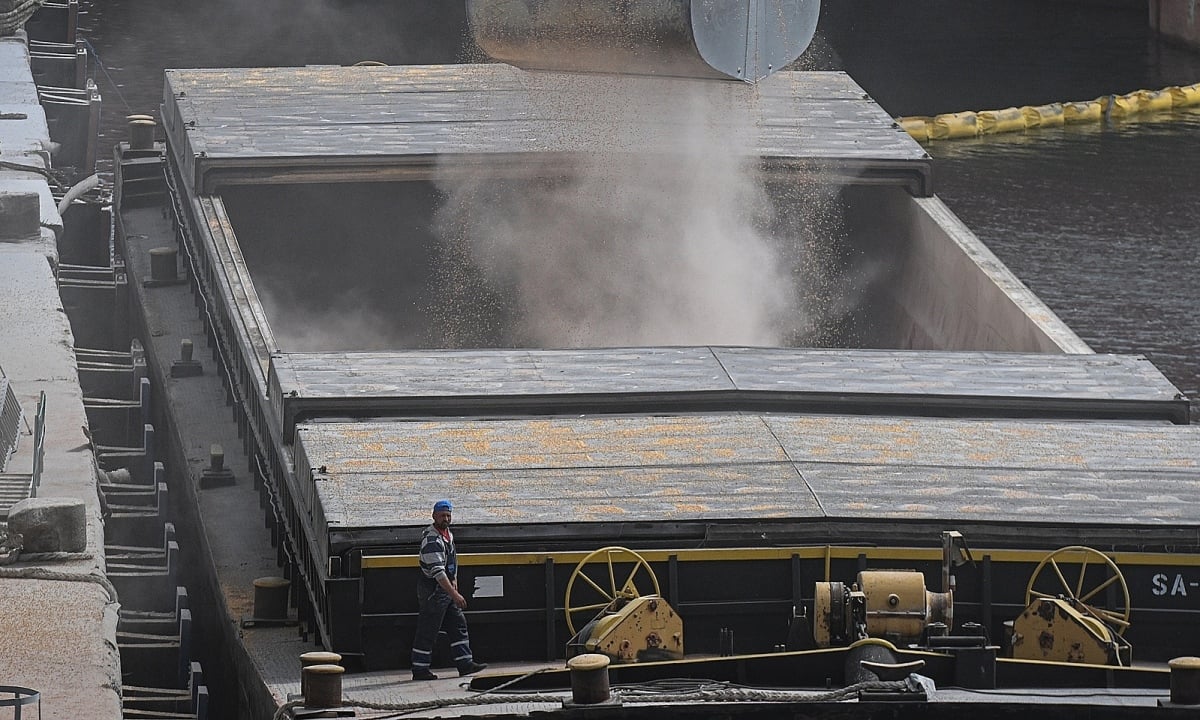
left=0, top=30, right=121, bottom=720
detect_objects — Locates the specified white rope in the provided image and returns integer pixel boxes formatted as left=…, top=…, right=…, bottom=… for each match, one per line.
left=0, top=0, right=44, bottom=34
left=0, top=565, right=119, bottom=603
left=271, top=701, right=305, bottom=720
left=617, top=683, right=901, bottom=702
left=344, top=692, right=567, bottom=715
left=0, top=525, right=102, bottom=566
left=2, top=549, right=94, bottom=564
left=0, top=528, right=98, bottom=567
left=268, top=680, right=909, bottom=719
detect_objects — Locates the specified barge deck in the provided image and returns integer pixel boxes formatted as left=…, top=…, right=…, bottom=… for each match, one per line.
left=108, top=61, right=1200, bottom=716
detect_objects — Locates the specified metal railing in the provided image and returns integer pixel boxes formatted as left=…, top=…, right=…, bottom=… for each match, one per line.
left=0, top=373, right=21, bottom=472
left=30, top=391, right=46, bottom=498
left=0, top=391, right=45, bottom=517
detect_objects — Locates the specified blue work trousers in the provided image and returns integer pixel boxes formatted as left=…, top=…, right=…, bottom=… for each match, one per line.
left=410, top=585, right=473, bottom=671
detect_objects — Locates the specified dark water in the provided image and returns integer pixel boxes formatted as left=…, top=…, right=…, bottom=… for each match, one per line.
left=819, top=0, right=1200, bottom=418
left=80, top=0, right=1199, bottom=416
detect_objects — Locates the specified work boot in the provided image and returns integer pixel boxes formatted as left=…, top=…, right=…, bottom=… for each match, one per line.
left=412, top=668, right=438, bottom=681
left=458, top=661, right=487, bottom=677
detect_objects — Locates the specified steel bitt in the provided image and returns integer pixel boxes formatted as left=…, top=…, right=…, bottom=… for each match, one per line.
left=144, top=246, right=186, bottom=287
left=253, top=576, right=290, bottom=621
left=241, top=576, right=299, bottom=629
left=127, top=115, right=156, bottom=150
left=566, top=653, right=611, bottom=705
left=149, top=247, right=176, bottom=280
left=1169, top=656, right=1200, bottom=706
left=302, top=664, right=344, bottom=709
left=200, top=444, right=235, bottom=487
left=300, top=652, right=343, bottom=699
left=171, top=339, right=203, bottom=377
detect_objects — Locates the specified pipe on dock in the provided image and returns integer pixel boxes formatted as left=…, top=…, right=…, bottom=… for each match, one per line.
left=55, top=172, right=99, bottom=216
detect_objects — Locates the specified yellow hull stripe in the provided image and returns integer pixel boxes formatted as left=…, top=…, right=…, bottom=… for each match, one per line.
left=361, top=545, right=1200, bottom=570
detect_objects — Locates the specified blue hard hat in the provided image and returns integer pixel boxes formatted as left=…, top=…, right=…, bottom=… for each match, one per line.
left=433, top=499, right=453, bottom=513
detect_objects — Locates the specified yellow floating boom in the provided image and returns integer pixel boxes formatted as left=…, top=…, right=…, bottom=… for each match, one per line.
left=897, top=81, right=1200, bottom=141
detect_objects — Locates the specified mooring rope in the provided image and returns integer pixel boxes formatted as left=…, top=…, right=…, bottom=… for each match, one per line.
left=81, top=37, right=134, bottom=114
left=0, top=159, right=67, bottom=190
left=0, top=0, right=44, bottom=35
left=0, top=525, right=115, bottom=600
left=274, top=679, right=907, bottom=719
left=613, top=682, right=903, bottom=702
left=0, top=564, right=118, bottom=603
left=1, top=549, right=94, bottom=564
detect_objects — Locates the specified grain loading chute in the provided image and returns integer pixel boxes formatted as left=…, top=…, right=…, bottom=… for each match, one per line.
left=466, top=0, right=822, bottom=83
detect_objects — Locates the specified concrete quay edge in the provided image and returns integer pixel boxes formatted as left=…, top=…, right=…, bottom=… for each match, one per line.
left=0, top=28, right=121, bottom=720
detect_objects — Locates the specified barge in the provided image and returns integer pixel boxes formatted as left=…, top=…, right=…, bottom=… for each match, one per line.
left=99, top=50, right=1200, bottom=716
left=6, top=1, right=1200, bottom=717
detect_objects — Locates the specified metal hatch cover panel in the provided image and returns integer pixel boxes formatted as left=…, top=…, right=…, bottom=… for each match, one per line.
left=296, top=413, right=1200, bottom=543
left=162, top=66, right=932, bottom=195
left=466, top=0, right=821, bottom=83
left=269, top=348, right=1190, bottom=435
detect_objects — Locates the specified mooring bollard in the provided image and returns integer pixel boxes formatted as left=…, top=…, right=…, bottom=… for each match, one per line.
left=300, top=652, right=342, bottom=700
left=200, top=444, right=235, bottom=486
left=1168, top=656, right=1200, bottom=706
left=567, top=653, right=611, bottom=705
left=252, top=576, right=290, bottom=621
left=171, top=339, right=203, bottom=377
left=149, top=247, right=178, bottom=283
left=127, top=114, right=156, bottom=150
left=302, top=664, right=344, bottom=708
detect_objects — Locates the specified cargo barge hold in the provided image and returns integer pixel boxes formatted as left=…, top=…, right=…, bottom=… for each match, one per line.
left=99, top=60, right=1200, bottom=717
left=3, top=4, right=1200, bottom=714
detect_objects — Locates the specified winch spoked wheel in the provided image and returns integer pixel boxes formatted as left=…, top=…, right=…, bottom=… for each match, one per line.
left=565, top=546, right=660, bottom=636
left=1025, top=545, right=1131, bottom=635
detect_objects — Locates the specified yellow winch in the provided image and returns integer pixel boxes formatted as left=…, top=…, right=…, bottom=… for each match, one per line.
left=563, top=546, right=684, bottom=663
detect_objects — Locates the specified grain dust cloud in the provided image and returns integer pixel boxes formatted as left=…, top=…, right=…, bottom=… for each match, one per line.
left=431, top=71, right=835, bottom=349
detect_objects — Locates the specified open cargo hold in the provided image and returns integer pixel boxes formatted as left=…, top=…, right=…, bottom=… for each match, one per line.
left=109, top=63, right=1200, bottom=679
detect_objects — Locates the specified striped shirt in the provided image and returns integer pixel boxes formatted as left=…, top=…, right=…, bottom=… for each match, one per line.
left=418, top=524, right=456, bottom=589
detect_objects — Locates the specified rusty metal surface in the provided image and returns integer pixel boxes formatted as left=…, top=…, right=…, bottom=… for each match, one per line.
left=277, top=348, right=732, bottom=396
left=295, top=413, right=1200, bottom=533
left=161, top=66, right=929, bottom=193
left=275, top=347, right=1181, bottom=400
left=270, top=348, right=1190, bottom=434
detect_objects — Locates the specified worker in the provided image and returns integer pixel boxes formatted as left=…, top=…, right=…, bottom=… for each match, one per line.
left=410, top=499, right=487, bottom=680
